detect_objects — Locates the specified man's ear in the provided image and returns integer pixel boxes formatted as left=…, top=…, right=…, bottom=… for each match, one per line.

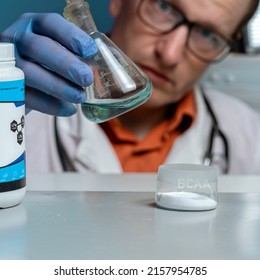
left=109, top=0, right=123, bottom=17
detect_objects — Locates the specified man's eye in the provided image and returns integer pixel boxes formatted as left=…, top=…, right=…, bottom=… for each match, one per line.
left=199, top=28, right=222, bottom=48
left=157, top=0, right=172, bottom=12
left=200, top=28, right=213, bottom=38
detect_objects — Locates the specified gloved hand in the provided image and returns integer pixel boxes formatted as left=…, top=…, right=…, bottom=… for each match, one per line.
left=0, top=13, right=98, bottom=116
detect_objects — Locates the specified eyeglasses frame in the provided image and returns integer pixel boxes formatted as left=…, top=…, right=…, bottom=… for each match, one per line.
left=136, top=0, right=238, bottom=63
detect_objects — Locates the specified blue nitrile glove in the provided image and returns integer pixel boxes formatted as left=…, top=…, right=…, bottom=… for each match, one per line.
left=0, top=13, right=98, bottom=116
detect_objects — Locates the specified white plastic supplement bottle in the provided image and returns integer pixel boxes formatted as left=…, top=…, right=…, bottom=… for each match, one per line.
left=0, top=43, right=26, bottom=208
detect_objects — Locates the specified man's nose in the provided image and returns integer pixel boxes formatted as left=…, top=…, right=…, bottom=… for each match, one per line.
left=155, top=26, right=188, bottom=65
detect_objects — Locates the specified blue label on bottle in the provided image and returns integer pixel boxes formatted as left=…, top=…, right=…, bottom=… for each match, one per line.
left=0, top=155, right=26, bottom=183
left=0, top=80, right=25, bottom=102
left=0, top=79, right=25, bottom=191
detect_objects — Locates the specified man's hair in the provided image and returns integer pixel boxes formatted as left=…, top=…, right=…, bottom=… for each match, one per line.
left=238, top=0, right=260, bottom=31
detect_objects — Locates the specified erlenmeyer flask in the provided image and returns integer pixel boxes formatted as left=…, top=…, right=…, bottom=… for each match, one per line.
left=64, top=0, right=152, bottom=123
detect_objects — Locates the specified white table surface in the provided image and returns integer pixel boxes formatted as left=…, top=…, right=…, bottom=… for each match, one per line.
left=0, top=173, right=260, bottom=260
left=27, top=173, right=260, bottom=192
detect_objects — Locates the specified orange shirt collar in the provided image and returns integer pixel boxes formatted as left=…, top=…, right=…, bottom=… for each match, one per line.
left=99, top=91, right=196, bottom=172
left=100, top=90, right=196, bottom=142
left=166, top=90, right=196, bottom=133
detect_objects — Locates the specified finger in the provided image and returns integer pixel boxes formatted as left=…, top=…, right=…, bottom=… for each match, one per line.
left=0, top=13, right=34, bottom=43
left=15, top=32, right=94, bottom=88
left=25, top=86, right=77, bottom=116
left=31, top=13, right=97, bottom=58
left=17, top=56, right=87, bottom=104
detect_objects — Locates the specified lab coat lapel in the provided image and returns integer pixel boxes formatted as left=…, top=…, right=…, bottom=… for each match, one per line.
left=74, top=120, right=122, bottom=173
left=164, top=86, right=211, bottom=164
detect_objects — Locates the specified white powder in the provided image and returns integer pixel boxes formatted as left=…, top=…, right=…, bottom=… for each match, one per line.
left=156, top=191, right=217, bottom=211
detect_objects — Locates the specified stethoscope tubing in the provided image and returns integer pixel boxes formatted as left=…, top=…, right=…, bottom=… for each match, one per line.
left=201, top=87, right=229, bottom=174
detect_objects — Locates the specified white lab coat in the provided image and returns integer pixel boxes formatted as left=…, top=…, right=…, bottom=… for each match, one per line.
left=25, top=86, right=260, bottom=174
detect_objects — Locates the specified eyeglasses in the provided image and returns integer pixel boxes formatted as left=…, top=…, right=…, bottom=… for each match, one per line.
left=137, top=0, right=235, bottom=63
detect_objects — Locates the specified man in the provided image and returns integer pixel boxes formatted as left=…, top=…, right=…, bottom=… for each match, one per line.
left=1, top=0, right=260, bottom=174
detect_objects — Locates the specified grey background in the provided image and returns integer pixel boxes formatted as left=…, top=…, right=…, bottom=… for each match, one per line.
left=0, top=0, right=114, bottom=33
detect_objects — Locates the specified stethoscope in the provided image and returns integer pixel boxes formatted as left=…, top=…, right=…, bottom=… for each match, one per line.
left=201, top=87, right=229, bottom=174
left=54, top=87, right=229, bottom=174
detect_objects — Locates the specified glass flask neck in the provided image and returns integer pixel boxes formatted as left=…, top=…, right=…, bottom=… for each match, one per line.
left=64, top=0, right=98, bottom=34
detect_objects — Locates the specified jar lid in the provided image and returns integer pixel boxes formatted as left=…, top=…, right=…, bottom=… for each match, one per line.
left=0, top=43, right=15, bottom=61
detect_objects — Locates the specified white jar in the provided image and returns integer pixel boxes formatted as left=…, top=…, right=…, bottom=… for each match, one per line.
left=0, top=43, right=26, bottom=208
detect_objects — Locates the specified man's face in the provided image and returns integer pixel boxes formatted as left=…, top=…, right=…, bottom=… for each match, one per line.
left=109, top=0, right=250, bottom=109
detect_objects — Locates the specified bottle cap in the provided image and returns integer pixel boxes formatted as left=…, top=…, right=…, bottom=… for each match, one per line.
left=0, top=43, right=15, bottom=61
